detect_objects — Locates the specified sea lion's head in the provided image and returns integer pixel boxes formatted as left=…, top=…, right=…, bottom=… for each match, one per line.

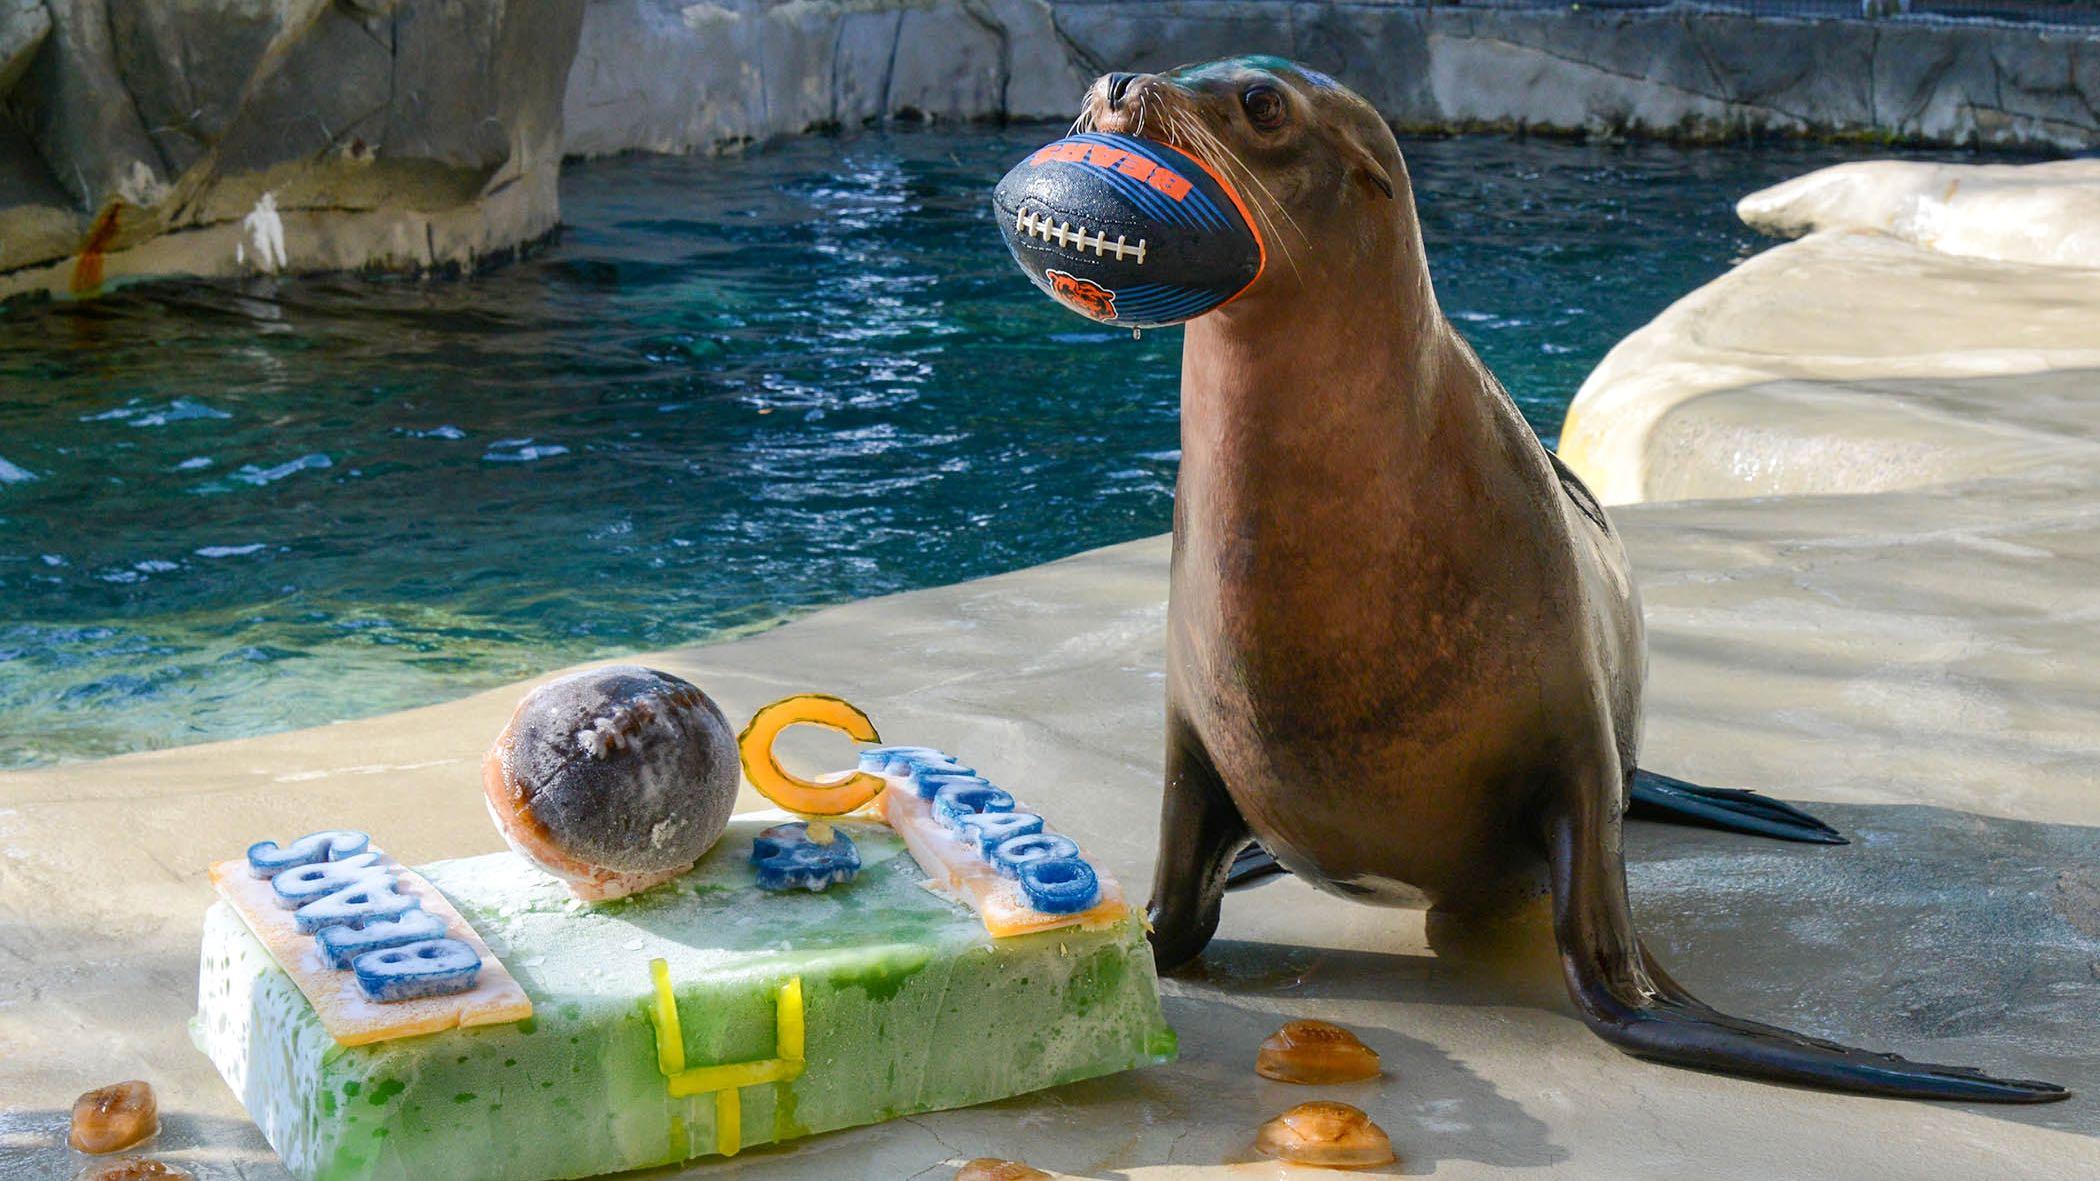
left=1078, top=56, right=1414, bottom=302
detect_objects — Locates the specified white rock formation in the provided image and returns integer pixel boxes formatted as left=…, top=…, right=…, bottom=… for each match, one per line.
left=1559, top=160, right=2100, bottom=506
left=1740, top=159, right=2100, bottom=270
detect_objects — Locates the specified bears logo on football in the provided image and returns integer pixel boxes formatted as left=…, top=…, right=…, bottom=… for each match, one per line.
left=1045, top=270, right=1117, bottom=321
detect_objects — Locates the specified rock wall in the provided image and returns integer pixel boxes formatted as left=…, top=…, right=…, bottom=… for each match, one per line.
left=4, top=0, right=2097, bottom=299
left=561, top=0, right=1094, bottom=158
left=564, top=0, right=2100, bottom=157
left=0, top=0, right=584, bottom=302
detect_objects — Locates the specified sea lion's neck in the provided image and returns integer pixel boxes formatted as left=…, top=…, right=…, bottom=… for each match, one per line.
left=1177, top=240, right=1495, bottom=534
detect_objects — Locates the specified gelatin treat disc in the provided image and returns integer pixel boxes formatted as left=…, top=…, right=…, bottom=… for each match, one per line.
left=1256, top=1019, right=1383, bottom=1084
left=1253, top=1100, right=1396, bottom=1169
left=69, top=1080, right=158, bottom=1155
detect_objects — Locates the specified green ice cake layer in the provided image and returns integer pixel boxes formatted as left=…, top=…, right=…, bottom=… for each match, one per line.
left=194, top=815, right=1175, bottom=1181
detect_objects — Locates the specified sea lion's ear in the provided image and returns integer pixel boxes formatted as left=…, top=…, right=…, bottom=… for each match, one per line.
left=1341, top=136, right=1394, bottom=200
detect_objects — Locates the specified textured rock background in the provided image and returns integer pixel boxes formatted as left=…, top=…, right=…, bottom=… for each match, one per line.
left=0, top=0, right=585, bottom=300
left=4, top=0, right=2099, bottom=299
left=562, top=0, right=2100, bottom=155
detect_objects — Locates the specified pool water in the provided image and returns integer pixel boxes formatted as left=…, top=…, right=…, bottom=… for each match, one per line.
left=0, top=128, right=1983, bottom=768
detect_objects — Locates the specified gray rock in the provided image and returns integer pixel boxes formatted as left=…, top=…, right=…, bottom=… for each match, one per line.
left=17, top=0, right=168, bottom=209
left=889, top=5, right=1005, bottom=121
left=105, top=0, right=293, bottom=176
left=559, top=0, right=753, bottom=158
left=980, top=0, right=1095, bottom=119
left=0, top=0, right=584, bottom=300
left=0, top=0, right=49, bottom=99
left=1289, top=3, right=1434, bottom=125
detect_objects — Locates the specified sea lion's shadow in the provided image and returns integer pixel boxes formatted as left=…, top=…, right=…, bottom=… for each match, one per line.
left=1158, top=942, right=1571, bottom=1173
left=1172, top=800, right=2100, bottom=1148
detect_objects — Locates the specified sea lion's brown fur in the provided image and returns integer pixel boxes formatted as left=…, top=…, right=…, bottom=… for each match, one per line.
left=1086, top=58, right=2062, bottom=1102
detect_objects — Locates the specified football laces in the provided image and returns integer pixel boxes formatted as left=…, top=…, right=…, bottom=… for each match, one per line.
left=1014, top=208, right=1148, bottom=265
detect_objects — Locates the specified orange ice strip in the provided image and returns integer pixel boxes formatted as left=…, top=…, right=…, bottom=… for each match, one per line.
left=878, top=777, right=1128, bottom=939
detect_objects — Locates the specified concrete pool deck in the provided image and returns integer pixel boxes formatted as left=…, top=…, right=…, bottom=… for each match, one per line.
left=7, top=161, right=2100, bottom=1177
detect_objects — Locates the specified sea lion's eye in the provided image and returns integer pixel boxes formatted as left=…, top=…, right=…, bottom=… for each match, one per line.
left=1242, top=85, right=1286, bottom=131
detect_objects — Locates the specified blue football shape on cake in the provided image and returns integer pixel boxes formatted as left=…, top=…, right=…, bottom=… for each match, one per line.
left=751, top=821, right=862, bottom=892
left=1017, top=856, right=1101, bottom=914
left=352, top=937, right=482, bottom=1002
left=247, top=830, right=370, bottom=879
left=994, top=132, right=1264, bottom=329
left=269, top=851, right=387, bottom=909
left=293, top=876, right=422, bottom=933
left=315, top=908, right=450, bottom=969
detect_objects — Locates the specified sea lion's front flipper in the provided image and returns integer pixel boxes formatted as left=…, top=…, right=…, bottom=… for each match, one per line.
left=1147, top=709, right=1252, bottom=972
left=1628, top=769, right=1846, bottom=845
left=1549, top=761, right=2069, bottom=1103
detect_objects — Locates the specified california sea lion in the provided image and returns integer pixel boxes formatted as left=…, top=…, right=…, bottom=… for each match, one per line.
left=1081, top=57, right=2065, bottom=1102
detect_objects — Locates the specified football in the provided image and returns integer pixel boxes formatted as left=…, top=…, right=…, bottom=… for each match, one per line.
left=993, top=132, right=1265, bottom=329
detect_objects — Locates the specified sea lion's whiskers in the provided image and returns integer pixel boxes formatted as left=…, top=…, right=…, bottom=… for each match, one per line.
left=1183, top=116, right=1305, bottom=256
left=1217, top=150, right=1306, bottom=279
left=1175, top=114, right=1285, bottom=247
left=1070, top=99, right=1097, bottom=137
left=1170, top=112, right=1300, bottom=276
left=1170, top=115, right=1274, bottom=259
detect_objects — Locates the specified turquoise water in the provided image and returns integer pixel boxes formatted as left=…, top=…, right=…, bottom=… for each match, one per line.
left=0, top=128, right=1980, bottom=768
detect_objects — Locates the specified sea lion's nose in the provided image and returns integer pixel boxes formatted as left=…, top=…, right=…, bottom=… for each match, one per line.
left=1105, top=72, right=1141, bottom=108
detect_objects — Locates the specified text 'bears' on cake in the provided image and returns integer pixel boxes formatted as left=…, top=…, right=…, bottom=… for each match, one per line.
left=207, top=834, right=531, bottom=1046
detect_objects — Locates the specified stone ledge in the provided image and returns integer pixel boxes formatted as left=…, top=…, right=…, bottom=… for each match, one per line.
left=0, top=0, right=584, bottom=303
left=1741, top=158, right=2100, bottom=269
left=1557, top=198, right=2100, bottom=505
left=5, top=520, right=2098, bottom=1176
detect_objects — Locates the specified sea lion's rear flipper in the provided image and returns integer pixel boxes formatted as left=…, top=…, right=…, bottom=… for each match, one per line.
left=1548, top=779, right=2069, bottom=1102
left=1146, top=709, right=1253, bottom=972
left=1225, top=841, right=1287, bottom=891
left=1628, top=769, right=1846, bottom=845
